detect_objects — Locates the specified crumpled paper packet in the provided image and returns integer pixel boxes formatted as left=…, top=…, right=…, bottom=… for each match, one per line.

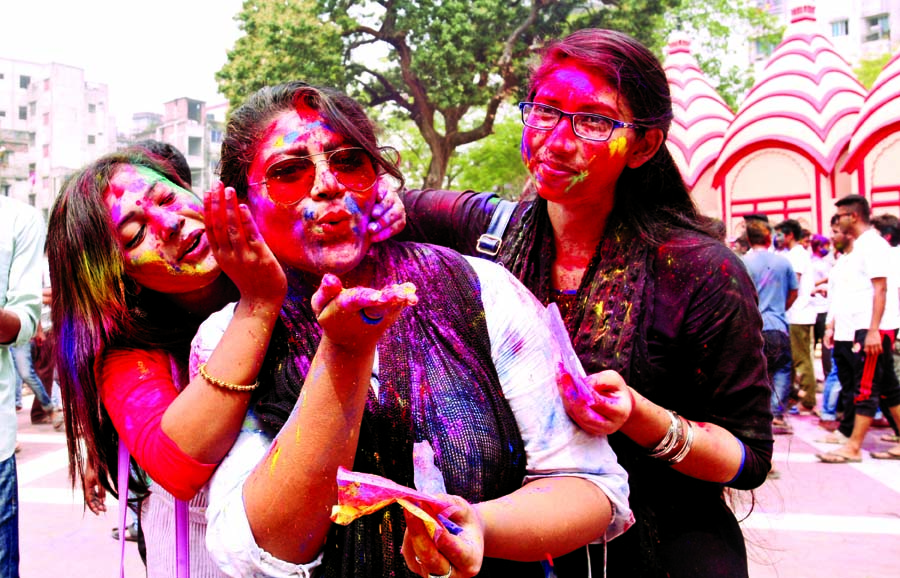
left=331, top=442, right=457, bottom=540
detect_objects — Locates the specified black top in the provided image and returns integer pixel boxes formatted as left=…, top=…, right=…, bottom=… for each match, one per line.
left=402, top=189, right=773, bottom=578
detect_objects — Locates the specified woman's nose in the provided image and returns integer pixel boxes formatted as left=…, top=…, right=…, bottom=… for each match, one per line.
left=544, top=117, right=578, bottom=153
left=149, top=208, right=185, bottom=239
left=310, top=161, right=343, bottom=201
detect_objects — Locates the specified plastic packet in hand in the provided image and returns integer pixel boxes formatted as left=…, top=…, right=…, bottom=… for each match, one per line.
left=413, top=440, right=447, bottom=496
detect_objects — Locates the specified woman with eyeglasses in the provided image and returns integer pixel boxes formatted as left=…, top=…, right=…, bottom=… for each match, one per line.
left=391, top=29, right=773, bottom=578
left=193, top=81, right=632, bottom=578
left=47, top=147, right=289, bottom=577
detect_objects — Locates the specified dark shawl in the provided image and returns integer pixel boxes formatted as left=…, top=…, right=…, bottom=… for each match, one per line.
left=254, top=241, right=535, bottom=578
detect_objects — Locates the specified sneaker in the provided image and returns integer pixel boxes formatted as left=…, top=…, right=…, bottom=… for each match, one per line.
left=110, top=523, right=139, bottom=542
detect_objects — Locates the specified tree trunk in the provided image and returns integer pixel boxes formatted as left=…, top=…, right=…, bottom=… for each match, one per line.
left=422, top=138, right=452, bottom=190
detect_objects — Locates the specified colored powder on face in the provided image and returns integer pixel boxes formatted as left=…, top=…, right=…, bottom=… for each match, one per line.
left=302, top=208, right=316, bottom=221
left=565, top=170, right=589, bottom=193
left=608, top=136, right=628, bottom=157
left=283, top=131, right=300, bottom=145
left=273, top=135, right=285, bottom=148
left=345, top=195, right=361, bottom=215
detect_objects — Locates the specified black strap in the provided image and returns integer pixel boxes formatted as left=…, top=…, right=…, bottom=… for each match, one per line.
left=475, top=199, right=517, bottom=260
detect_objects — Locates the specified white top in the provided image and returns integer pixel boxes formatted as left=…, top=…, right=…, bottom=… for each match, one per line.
left=0, top=197, right=44, bottom=461
left=827, top=228, right=898, bottom=340
left=808, top=255, right=832, bottom=314
left=784, top=244, right=817, bottom=325
left=190, top=256, right=632, bottom=578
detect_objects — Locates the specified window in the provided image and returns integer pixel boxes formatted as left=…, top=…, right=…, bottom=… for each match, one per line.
left=188, top=136, right=202, bottom=156
left=87, top=135, right=96, bottom=145
left=28, top=193, right=36, bottom=206
left=832, top=19, right=849, bottom=37
left=1, top=184, right=10, bottom=197
left=29, top=102, right=35, bottom=115
left=18, top=106, right=27, bottom=120
left=19, top=75, right=30, bottom=89
left=188, top=101, right=202, bottom=122
left=0, top=110, right=5, bottom=118
left=864, top=14, right=890, bottom=42
left=88, top=103, right=96, bottom=113
left=0, top=73, right=4, bottom=79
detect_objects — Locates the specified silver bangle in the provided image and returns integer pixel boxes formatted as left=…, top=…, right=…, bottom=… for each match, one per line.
left=668, top=417, right=695, bottom=464
left=649, top=410, right=681, bottom=459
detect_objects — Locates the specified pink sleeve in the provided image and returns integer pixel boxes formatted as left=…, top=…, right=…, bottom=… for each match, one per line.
left=98, top=348, right=217, bottom=500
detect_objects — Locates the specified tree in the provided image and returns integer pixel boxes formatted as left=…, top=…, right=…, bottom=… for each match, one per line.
left=658, top=0, right=783, bottom=111
left=447, top=110, right=529, bottom=198
left=854, top=53, right=892, bottom=90
left=217, top=0, right=677, bottom=189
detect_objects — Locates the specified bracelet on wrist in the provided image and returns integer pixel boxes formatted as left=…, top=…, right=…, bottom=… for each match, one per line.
left=667, top=416, right=695, bottom=464
left=198, top=363, right=259, bottom=392
left=648, top=410, right=682, bottom=459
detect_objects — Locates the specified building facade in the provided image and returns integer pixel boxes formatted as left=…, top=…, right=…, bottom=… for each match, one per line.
left=754, top=0, right=900, bottom=65
left=0, top=58, right=116, bottom=219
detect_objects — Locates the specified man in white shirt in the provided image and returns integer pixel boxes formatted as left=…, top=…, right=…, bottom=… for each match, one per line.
left=820, top=195, right=900, bottom=463
left=0, top=196, right=44, bottom=576
left=776, top=219, right=818, bottom=414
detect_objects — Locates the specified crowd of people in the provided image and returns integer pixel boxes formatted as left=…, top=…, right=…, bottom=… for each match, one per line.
left=3, top=23, right=889, bottom=578
left=730, top=205, right=900, bottom=466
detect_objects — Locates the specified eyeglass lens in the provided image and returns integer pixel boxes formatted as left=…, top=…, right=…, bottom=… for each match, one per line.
left=522, top=103, right=616, bottom=141
left=264, top=148, right=377, bottom=204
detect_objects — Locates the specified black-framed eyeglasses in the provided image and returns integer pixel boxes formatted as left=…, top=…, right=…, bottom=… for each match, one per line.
left=250, top=147, right=380, bottom=206
left=518, top=102, right=637, bottom=142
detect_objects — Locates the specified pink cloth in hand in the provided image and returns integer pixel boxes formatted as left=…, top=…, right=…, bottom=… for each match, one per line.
left=331, top=467, right=455, bottom=540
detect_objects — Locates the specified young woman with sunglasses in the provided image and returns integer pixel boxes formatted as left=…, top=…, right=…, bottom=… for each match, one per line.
left=391, top=29, right=773, bottom=578
left=192, top=81, right=633, bottom=578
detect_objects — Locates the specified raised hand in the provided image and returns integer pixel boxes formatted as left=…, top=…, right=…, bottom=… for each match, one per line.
left=557, top=368, right=634, bottom=436
left=312, top=273, right=418, bottom=349
left=204, top=181, right=287, bottom=307
left=401, top=495, right=485, bottom=578
left=368, top=175, right=406, bottom=243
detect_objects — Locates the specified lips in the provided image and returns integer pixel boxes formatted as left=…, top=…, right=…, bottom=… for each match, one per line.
left=178, top=229, right=205, bottom=261
left=316, top=209, right=354, bottom=235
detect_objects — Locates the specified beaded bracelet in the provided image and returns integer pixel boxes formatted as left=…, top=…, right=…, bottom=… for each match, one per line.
left=198, top=363, right=259, bottom=392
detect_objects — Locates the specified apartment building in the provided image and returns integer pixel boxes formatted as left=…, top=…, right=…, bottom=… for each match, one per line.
left=0, top=57, right=116, bottom=218
left=753, top=0, right=900, bottom=64
left=128, top=97, right=225, bottom=192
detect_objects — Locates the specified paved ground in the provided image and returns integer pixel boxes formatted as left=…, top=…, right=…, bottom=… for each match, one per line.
left=13, top=391, right=900, bottom=577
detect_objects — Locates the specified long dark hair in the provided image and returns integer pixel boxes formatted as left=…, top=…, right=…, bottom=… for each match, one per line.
left=48, top=148, right=210, bottom=501
left=219, top=81, right=403, bottom=200
left=529, top=28, right=711, bottom=245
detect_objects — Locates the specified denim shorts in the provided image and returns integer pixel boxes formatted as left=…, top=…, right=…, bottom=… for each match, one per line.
left=0, top=454, right=19, bottom=578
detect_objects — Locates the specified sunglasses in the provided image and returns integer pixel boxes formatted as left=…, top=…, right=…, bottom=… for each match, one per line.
left=251, top=147, right=382, bottom=205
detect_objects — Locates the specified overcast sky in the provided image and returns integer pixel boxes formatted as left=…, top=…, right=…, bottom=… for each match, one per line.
left=1, top=0, right=245, bottom=131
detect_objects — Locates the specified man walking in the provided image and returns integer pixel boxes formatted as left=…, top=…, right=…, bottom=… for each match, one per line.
left=743, top=219, right=798, bottom=435
left=776, top=218, right=818, bottom=414
left=819, top=195, right=900, bottom=463
left=0, top=195, right=45, bottom=577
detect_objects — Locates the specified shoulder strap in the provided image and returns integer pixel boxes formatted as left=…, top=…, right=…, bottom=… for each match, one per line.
left=475, top=199, right=517, bottom=260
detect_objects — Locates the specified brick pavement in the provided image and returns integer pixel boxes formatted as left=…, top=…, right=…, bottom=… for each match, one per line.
left=13, top=391, right=900, bottom=577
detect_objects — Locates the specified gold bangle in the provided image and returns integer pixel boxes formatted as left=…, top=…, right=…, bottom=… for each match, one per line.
left=198, top=363, right=258, bottom=392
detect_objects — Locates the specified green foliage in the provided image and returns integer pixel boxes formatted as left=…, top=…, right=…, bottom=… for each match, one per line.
left=658, top=0, right=783, bottom=111
left=447, top=112, right=529, bottom=198
left=854, top=53, right=892, bottom=89
left=217, top=0, right=769, bottom=188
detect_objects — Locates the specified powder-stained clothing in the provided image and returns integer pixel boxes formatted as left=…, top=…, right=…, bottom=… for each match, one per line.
left=193, top=247, right=632, bottom=578
left=401, top=190, right=773, bottom=578
left=742, top=248, right=797, bottom=334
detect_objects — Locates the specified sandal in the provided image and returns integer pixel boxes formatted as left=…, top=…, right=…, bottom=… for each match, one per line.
left=879, top=434, right=900, bottom=443
left=816, top=451, right=862, bottom=464
left=816, top=431, right=849, bottom=444
left=870, top=450, right=900, bottom=460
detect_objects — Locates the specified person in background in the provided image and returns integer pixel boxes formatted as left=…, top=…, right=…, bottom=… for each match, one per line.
left=776, top=219, right=818, bottom=416
left=817, top=217, right=849, bottom=432
left=395, top=28, right=773, bottom=578
left=742, top=220, right=797, bottom=437
left=1, top=195, right=45, bottom=578
left=819, top=195, right=900, bottom=463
